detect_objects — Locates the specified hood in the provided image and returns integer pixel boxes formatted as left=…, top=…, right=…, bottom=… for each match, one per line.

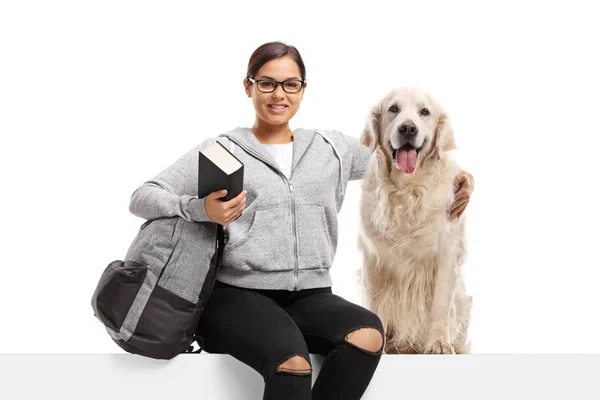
left=219, top=127, right=317, bottom=174
left=219, top=127, right=345, bottom=201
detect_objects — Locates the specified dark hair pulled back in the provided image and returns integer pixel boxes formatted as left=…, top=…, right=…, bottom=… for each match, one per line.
left=246, top=41, right=306, bottom=80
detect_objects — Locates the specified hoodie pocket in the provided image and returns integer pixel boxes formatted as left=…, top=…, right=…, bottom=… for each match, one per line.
left=296, top=205, right=333, bottom=270
left=223, top=206, right=294, bottom=272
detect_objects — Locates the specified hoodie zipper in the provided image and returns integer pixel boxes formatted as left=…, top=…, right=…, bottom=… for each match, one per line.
left=226, top=137, right=302, bottom=290
left=288, top=180, right=299, bottom=290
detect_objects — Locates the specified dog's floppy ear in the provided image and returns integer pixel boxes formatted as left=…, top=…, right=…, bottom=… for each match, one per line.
left=360, top=103, right=381, bottom=152
left=434, top=109, right=457, bottom=153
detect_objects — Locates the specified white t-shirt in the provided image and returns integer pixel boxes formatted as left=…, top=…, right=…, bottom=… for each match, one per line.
left=262, top=142, right=293, bottom=179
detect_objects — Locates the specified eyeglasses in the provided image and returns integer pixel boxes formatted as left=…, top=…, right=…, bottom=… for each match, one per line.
left=247, top=77, right=305, bottom=93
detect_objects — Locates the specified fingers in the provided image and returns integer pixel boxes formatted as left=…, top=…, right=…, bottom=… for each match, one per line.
left=223, top=192, right=247, bottom=224
left=451, top=206, right=465, bottom=220
left=448, top=198, right=469, bottom=220
left=454, top=173, right=466, bottom=184
left=206, top=189, right=247, bottom=226
left=453, top=174, right=466, bottom=192
left=449, top=172, right=473, bottom=220
left=223, top=208, right=244, bottom=225
left=454, top=170, right=476, bottom=197
left=208, top=189, right=228, bottom=200
left=223, top=190, right=247, bottom=210
left=448, top=208, right=460, bottom=220
left=450, top=190, right=470, bottom=208
left=467, top=172, right=475, bottom=191
left=450, top=196, right=469, bottom=213
left=227, top=197, right=246, bottom=220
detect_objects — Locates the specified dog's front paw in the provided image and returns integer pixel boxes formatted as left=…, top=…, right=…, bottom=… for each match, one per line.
left=425, top=339, right=455, bottom=354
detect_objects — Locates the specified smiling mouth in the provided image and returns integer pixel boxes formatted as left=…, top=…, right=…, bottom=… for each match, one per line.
left=268, top=104, right=288, bottom=109
left=389, top=140, right=426, bottom=174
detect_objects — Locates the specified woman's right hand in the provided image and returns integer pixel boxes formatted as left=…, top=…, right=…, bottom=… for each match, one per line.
left=205, top=189, right=247, bottom=226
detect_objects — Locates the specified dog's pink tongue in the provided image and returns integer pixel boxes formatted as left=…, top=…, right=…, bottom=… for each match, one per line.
left=396, top=148, right=417, bottom=174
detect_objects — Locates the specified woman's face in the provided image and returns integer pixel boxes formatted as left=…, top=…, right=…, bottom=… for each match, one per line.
left=244, top=56, right=306, bottom=128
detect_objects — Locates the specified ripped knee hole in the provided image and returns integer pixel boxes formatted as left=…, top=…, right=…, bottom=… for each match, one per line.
left=344, top=327, right=384, bottom=353
left=276, top=355, right=311, bottom=374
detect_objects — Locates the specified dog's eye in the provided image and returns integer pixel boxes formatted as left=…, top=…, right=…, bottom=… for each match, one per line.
left=389, top=105, right=399, bottom=113
left=420, top=108, right=430, bottom=117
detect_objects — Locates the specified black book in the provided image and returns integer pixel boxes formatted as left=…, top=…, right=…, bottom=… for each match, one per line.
left=198, top=141, right=244, bottom=202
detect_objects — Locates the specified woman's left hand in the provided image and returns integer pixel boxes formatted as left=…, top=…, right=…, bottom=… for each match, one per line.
left=449, top=170, right=475, bottom=220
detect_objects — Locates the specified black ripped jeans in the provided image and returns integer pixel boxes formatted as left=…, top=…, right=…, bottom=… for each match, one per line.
left=196, top=280, right=384, bottom=400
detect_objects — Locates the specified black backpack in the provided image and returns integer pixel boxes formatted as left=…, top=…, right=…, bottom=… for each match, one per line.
left=91, top=218, right=225, bottom=360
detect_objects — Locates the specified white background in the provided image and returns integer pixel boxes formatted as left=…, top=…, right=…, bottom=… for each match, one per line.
left=1, top=0, right=599, bottom=354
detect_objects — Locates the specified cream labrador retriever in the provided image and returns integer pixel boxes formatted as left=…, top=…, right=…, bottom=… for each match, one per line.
left=358, top=87, right=472, bottom=354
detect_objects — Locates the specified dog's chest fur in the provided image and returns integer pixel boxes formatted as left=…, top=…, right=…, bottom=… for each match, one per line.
left=360, top=153, right=463, bottom=262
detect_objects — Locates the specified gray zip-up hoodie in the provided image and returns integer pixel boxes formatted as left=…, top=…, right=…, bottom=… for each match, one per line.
left=129, top=127, right=371, bottom=291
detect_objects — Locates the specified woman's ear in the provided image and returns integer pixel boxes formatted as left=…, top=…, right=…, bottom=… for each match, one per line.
left=243, top=77, right=251, bottom=97
left=360, top=103, right=381, bottom=152
left=301, top=80, right=307, bottom=100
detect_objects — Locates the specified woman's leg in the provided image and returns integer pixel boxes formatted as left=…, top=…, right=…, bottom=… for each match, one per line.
left=195, top=282, right=312, bottom=400
left=284, top=291, right=385, bottom=400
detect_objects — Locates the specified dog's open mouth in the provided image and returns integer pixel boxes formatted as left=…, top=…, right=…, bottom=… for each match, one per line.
left=390, top=141, right=425, bottom=174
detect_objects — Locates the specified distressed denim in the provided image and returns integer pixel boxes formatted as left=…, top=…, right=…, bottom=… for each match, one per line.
left=196, top=280, right=384, bottom=400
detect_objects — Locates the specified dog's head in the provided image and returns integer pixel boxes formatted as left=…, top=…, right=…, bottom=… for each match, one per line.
left=360, top=87, right=456, bottom=174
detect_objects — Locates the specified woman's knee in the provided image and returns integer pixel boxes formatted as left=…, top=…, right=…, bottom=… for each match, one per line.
left=344, top=312, right=385, bottom=354
left=276, top=354, right=311, bottom=375
left=345, top=327, right=384, bottom=353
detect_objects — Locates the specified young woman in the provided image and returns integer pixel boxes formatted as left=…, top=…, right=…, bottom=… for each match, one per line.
left=131, top=41, right=474, bottom=399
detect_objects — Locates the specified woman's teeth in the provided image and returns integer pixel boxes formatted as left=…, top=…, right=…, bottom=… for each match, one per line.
left=269, top=105, right=287, bottom=109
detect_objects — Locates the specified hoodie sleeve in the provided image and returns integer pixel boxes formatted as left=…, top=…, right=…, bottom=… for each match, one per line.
left=128, top=138, right=219, bottom=223
left=340, top=132, right=371, bottom=181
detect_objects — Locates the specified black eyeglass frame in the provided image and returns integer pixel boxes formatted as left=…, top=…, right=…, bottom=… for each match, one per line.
left=247, top=77, right=306, bottom=93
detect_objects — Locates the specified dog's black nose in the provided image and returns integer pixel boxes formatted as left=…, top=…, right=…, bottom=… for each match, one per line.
left=399, top=120, right=418, bottom=136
